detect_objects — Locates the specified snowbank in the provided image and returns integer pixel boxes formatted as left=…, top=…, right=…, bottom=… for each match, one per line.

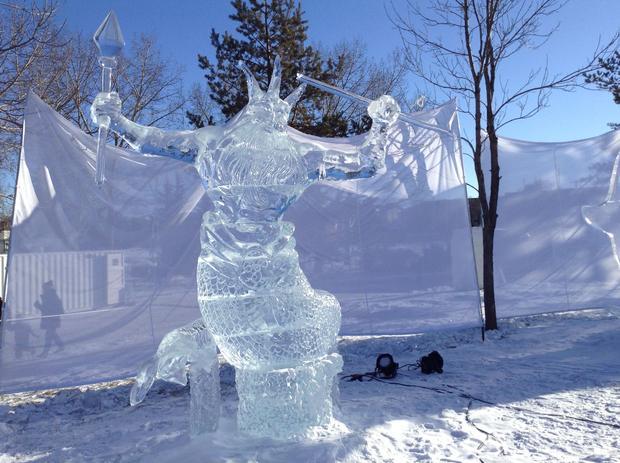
left=1, top=308, right=619, bottom=462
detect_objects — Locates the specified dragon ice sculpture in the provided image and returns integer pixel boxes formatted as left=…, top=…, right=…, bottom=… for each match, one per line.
left=91, top=57, right=400, bottom=439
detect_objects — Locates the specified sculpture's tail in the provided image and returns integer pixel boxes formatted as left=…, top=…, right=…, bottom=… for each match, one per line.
left=129, top=358, right=158, bottom=406
left=128, top=319, right=221, bottom=436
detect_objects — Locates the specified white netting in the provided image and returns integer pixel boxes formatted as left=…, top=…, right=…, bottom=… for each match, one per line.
left=488, top=131, right=620, bottom=316
left=0, top=94, right=480, bottom=393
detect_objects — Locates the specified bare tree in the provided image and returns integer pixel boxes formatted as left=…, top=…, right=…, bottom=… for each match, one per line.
left=23, top=33, right=187, bottom=138
left=0, top=1, right=65, bottom=216
left=391, top=0, right=619, bottom=330
left=53, top=34, right=99, bottom=132
left=18, top=32, right=99, bottom=133
left=186, top=82, right=217, bottom=127
left=318, top=40, right=412, bottom=134
left=0, top=1, right=62, bottom=165
left=0, top=7, right=186, bottom=219
left=114, top=34, right=186, bottom=138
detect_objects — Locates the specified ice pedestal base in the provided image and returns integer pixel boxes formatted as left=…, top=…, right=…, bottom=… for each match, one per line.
left=235, top=353, right=343, bottom=439
left=198, top=215, right=344, bottom=438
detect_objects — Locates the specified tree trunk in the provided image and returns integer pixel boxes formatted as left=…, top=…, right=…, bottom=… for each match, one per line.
left=483, top=7, right=500, bottom=330
left=484, top=117, right=500, bottom=330
left=482, top=223, right=498, bottom=330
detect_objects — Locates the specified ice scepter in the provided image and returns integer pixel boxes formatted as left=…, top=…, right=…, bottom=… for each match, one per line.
left=296, top=73, right=452, bottom=135
left=93, top=11, right=125, bottom=186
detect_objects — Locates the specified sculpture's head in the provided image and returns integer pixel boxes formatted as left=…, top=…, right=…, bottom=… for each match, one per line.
left=236, top=56, right=305, bottom=132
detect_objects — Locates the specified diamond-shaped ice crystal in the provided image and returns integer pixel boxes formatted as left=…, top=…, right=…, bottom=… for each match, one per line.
left=93, top=11, right=125, bottom=57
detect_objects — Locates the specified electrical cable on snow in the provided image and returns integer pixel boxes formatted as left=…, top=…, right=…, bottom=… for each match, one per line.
left=465, top=399, right=507, bottom=457
left=341, top=373, right=620, bottom=430
left=340, top=362, right=421, bottom=382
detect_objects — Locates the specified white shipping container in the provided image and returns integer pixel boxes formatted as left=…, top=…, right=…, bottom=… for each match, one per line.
left=5, top=251, right=125, bottom=317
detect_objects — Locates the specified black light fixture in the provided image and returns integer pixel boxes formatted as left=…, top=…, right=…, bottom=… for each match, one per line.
left=419, top=351, right=444, bottom=374
left=375, top=353, right=399, bottom=379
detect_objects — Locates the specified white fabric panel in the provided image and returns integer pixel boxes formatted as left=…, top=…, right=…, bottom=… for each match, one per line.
left=0, top=94, right=207, bottom=393
left=491, top=131, right=620, bottom=317
left=286, top=100, right=481, bottom=335
left=0, top=94, right=480, bottom=393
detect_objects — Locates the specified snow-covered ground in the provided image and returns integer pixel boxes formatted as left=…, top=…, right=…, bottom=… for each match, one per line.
left=1, top=308, right=619, bottom=462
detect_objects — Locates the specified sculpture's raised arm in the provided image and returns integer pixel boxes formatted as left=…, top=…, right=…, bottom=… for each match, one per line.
left=90, top=92, right=222, bottom=162
left=295, top=95, right=400, bottom=181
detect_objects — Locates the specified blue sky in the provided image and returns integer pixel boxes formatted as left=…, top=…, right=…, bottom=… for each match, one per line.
left=58, top=0, right=619, bottom=193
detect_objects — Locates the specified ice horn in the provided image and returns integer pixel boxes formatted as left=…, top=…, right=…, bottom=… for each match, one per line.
left=267, top=55, right=282, bottom=96
left=284, top=83, right=306, bottom=107
left=237, top=60, right=263, bottom=101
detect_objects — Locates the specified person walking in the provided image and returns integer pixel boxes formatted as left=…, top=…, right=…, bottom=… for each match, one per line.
left=35, top=281, right=65, bottom=356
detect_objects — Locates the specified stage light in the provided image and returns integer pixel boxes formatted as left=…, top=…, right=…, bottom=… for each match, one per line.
left=375, top=353, right=399, bottom=379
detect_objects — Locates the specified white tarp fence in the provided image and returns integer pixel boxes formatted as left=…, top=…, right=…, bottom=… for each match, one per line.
left=490, top=131, right=620, bottom=317
left=0, top=93, right=480, bottom=393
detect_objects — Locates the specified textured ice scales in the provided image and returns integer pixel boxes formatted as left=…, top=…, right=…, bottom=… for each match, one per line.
left=91, top=56, right=399, bottom=439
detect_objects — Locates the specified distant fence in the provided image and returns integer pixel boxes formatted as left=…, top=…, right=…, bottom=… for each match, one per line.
left=4, top=251, right=125, bottom=317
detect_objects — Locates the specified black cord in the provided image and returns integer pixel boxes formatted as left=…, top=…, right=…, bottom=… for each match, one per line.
left=341, top=353, right=619, bottom=430
left=398, top=362, right=420, bottom=371
left=341, top=362, right=421, bottom=382
left=341, top=372, right=377, bottom=382
left=354, top=375, right=620, bottom=430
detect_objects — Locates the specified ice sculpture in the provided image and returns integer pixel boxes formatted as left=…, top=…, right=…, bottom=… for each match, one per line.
left=93, top=10, right=125, bottom=185
left=129, top=319, right=220, bottom=436
left=582, top=153, right=620, bottom=268
left=91, top=57, right=400, bottom=439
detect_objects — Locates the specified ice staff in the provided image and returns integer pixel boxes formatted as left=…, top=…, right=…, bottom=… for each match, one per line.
left=93, top=11, right=125, bottom=185
left=297, top=73, right=452, bottom=136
